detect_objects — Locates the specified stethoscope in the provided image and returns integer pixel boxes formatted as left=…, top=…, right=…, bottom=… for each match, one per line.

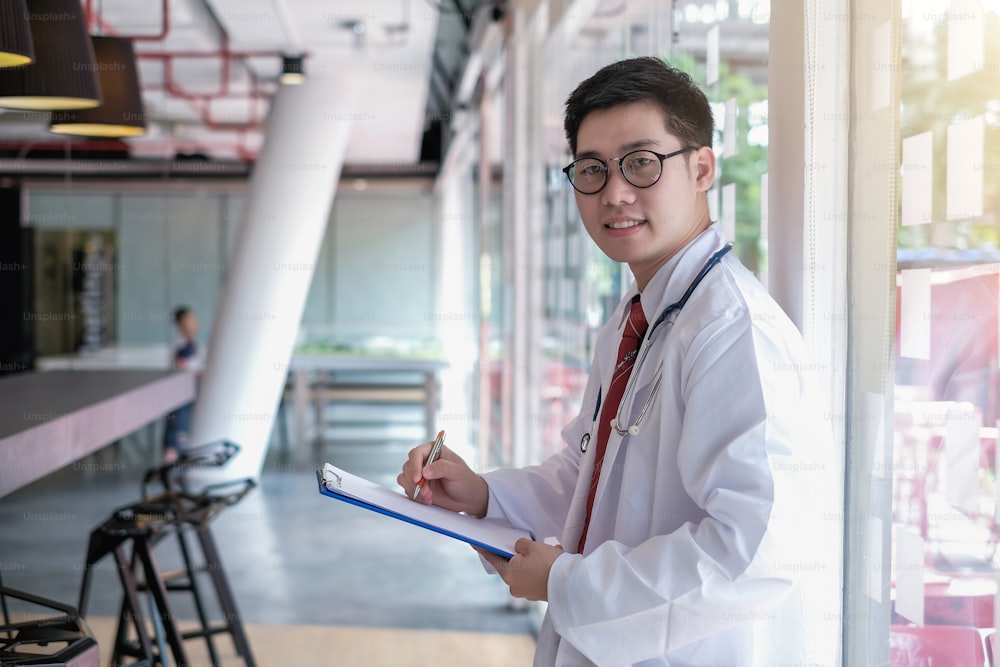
left=580, top=243, right=733, bottom=453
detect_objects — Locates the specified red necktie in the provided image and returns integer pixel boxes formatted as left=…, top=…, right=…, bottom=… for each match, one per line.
left=577, top=294, right=649, bottom=553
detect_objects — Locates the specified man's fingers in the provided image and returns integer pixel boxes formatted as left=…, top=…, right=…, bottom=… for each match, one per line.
left=405, top=441, right=434, bottom=483
left=473, top=545, right=509, bottom=571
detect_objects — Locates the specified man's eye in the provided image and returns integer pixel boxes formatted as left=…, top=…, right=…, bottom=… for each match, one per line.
left=629, top=157, right=654, bottom=168
left=579, top=164, right=604, bottom=177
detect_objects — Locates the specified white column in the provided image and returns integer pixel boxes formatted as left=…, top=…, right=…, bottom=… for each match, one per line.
left=185, top=75, right=354, bottom=491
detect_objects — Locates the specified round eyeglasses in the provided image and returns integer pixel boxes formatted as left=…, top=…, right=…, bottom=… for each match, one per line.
left=561, top=147, right=696, bottom=195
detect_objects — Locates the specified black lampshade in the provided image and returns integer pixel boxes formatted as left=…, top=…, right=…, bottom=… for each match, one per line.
left=0, top=0, right=100, bottom=110
left=0, top=0, right=34, bottom=67
left=50, top=36, right=146, bottom=137
left=280, top=54, right=304, bottom=85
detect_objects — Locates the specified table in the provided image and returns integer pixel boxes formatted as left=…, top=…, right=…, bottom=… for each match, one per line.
left=287, top=355, right=448, bottom=445
left=0, top=369, right=195, bottom=498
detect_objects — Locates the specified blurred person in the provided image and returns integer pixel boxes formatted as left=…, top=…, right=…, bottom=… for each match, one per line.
left=162, top=305, right=203, bottom=463
left=399, top=56, right=838, bottom=666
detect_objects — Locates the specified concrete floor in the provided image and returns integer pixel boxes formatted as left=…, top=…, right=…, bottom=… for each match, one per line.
left=0, top=401, right=539, bottom=642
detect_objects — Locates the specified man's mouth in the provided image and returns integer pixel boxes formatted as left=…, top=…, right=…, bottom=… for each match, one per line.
left=605, top=219, right=645, bottom=229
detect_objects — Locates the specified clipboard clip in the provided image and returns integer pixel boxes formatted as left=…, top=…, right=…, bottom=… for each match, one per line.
left=322, top=468, right=342, bottom=491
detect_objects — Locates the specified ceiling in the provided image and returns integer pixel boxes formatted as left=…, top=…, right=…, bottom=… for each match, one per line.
left=0, top=0, right=499, bottom=174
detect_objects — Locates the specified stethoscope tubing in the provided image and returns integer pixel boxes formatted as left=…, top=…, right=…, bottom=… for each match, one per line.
left=581, top=243, right=733, bottom=450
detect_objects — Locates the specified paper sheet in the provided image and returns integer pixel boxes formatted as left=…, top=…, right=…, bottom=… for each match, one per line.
left=900, top=269, right=931, bottom=360
left=902, top=132, right=933, bottom=227
left=318, top=463, right=531, bottom=558
left=892, top=525, right=925, bottom=624
left=945, top=404, right=981, bottom=514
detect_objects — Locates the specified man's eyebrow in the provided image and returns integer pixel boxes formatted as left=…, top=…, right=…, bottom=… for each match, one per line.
left=575, top=139, right=662, bottom=159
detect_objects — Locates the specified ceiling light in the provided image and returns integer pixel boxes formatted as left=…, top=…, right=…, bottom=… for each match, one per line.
left=0, top=0, right=34, bottom=67
left=0, top=0, right=101, bottom=110
left=49, top=36, right=146, bottom=138
left=280, top=54, right=305, bottom=85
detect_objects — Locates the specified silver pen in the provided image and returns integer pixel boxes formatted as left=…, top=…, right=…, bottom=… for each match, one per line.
left=412, top=430, right=446, bottom=500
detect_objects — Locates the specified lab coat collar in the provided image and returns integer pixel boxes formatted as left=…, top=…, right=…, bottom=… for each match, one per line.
left=625, top=222, right=728, bottom=327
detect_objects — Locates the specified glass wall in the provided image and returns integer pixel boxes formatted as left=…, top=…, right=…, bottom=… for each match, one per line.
left=888, top=1, right=1000, bottom=662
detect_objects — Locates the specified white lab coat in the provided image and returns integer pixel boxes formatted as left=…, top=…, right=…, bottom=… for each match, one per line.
left=483, top=223, right=841, bottom=666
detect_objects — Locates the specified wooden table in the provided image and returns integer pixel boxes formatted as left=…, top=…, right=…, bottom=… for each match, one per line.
left=0, top=370, right=195, bottom=498
left=287, top=355, right=448, bottom=445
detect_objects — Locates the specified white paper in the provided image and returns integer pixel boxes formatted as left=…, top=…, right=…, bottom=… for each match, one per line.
left=724, top=98, right=738, bottom=157
left=947, top=0, right=984, bottom=81
left=870, top=21, right=891, bottom=112
left=706, top=25, right=720, bottom=86
left=946, top=115, right=984, bottom=221
left=944, top=405, right=981, bottom=514
left=892, top=526, right=925, bottom=624
left=902, top=132, right=933, bottom=227
left=864, top=392, right=887, bottom=478
left=722, top=183, right=736, bottom=241
left=320, top=463, right=531, bottom=557
left=868, top=515, right=885, bottom=603
left=900, top=269, right=932, bottom=360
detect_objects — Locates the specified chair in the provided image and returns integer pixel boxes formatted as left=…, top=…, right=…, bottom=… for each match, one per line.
left=0, top=581, right=99, bottom=666
left=890, top=624, right=987, bottom=666
left=77, top=440, right=257, bottom=667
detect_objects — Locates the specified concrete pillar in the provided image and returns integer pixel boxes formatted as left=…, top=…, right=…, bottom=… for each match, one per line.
left=184, top=75, right=353, bottom=491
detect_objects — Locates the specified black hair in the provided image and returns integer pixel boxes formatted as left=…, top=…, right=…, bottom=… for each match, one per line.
left=173, top=306, right=192, bottom=325
left=563, top=56, right=714, bottom=157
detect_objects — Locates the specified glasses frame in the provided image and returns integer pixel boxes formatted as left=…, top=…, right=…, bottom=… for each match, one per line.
left=561, top=146, right=697, bottom=195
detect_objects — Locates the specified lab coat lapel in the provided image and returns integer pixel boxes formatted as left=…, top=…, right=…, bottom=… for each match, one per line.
left=587, top=227, right=726, bottom=530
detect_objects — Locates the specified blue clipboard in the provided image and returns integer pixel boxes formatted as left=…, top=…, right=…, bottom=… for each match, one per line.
left=315, top=465, right=531, bottom=559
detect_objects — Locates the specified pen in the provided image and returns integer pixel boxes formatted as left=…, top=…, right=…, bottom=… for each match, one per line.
left=412, top=430, right=446, bottom=500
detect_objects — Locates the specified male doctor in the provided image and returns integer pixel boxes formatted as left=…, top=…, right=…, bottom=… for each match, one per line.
left=399, top=57, right=839, bottom=666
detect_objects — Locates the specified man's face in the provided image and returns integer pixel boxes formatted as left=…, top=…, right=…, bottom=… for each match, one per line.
left=178, top=312, right=199, bottom=339
left=572, top=101, right=715, bottom=289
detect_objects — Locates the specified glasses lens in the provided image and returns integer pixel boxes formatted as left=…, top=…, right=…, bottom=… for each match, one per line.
left=568, top=158, right=607, bottom=194
left=621, top=151, right=662, bottom=188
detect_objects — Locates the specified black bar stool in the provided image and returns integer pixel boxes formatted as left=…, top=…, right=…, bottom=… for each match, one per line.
left=77, top=441, right=257, bottom=667
left=0, top=578, right=100, bottom=666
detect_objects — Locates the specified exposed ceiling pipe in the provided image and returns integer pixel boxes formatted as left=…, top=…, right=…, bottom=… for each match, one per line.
left=76, top=0, right=286, bottom=158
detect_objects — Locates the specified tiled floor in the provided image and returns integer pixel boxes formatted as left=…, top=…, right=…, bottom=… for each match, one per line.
left=0, top=400, right=539, bottom=664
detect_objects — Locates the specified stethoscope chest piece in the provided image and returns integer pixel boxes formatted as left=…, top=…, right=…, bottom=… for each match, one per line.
left=580, top=433, right=590, bottom=453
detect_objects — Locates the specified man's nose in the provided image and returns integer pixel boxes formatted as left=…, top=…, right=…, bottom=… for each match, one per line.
left=601, top=160, right=636, bottom=205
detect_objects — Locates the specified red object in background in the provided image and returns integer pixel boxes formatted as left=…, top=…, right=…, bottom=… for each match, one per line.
left=895, top=267, right=1000, bottom=426
left=889, top=624, right=986, bottom=666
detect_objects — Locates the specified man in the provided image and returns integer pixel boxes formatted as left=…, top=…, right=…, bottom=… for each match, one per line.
left=163, top=306, right=202, bottom=463
left=399, top=57, right=838, bottom=665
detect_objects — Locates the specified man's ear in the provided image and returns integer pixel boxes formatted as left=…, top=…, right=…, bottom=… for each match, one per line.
left=692, top=146, right=716, bottom=193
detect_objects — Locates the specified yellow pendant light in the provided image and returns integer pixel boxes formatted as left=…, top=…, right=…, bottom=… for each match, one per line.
left=50, top=36, right=146, bottom=137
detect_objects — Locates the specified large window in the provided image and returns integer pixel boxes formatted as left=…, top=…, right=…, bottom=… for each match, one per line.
left=887, top=2, right=1000, bottom=663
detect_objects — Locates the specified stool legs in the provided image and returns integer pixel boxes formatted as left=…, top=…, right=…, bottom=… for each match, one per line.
left=195, top=524, right=255, bottom=665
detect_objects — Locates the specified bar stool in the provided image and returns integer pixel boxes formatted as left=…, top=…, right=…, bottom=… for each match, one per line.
left=77, top=441, right=257, bottom=667
left=0, top=578, right=99, bottom=666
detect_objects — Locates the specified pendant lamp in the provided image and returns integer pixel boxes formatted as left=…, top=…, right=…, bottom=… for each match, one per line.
left=0, top=0, right=34, bottom=67
left=50, top=36, right=146, bottom=137
left=0, top=0, right=100, bottom=110
left=280, top=54, right=305, bottom=85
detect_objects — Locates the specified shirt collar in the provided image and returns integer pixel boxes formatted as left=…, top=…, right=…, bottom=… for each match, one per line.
left=619, top=222, right=728, bottom=329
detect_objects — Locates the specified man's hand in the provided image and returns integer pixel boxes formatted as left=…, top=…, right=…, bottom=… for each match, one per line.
left=475, top=538, right=564, bottom=602
left=397, top=441, right=489, bottom=517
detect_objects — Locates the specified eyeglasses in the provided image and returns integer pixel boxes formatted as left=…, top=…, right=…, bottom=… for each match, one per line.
left=561, top=147, right=696, bottom=195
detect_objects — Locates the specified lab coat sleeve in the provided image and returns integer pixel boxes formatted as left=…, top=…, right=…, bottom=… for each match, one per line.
left=545, top=310, right=805, bottom=664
